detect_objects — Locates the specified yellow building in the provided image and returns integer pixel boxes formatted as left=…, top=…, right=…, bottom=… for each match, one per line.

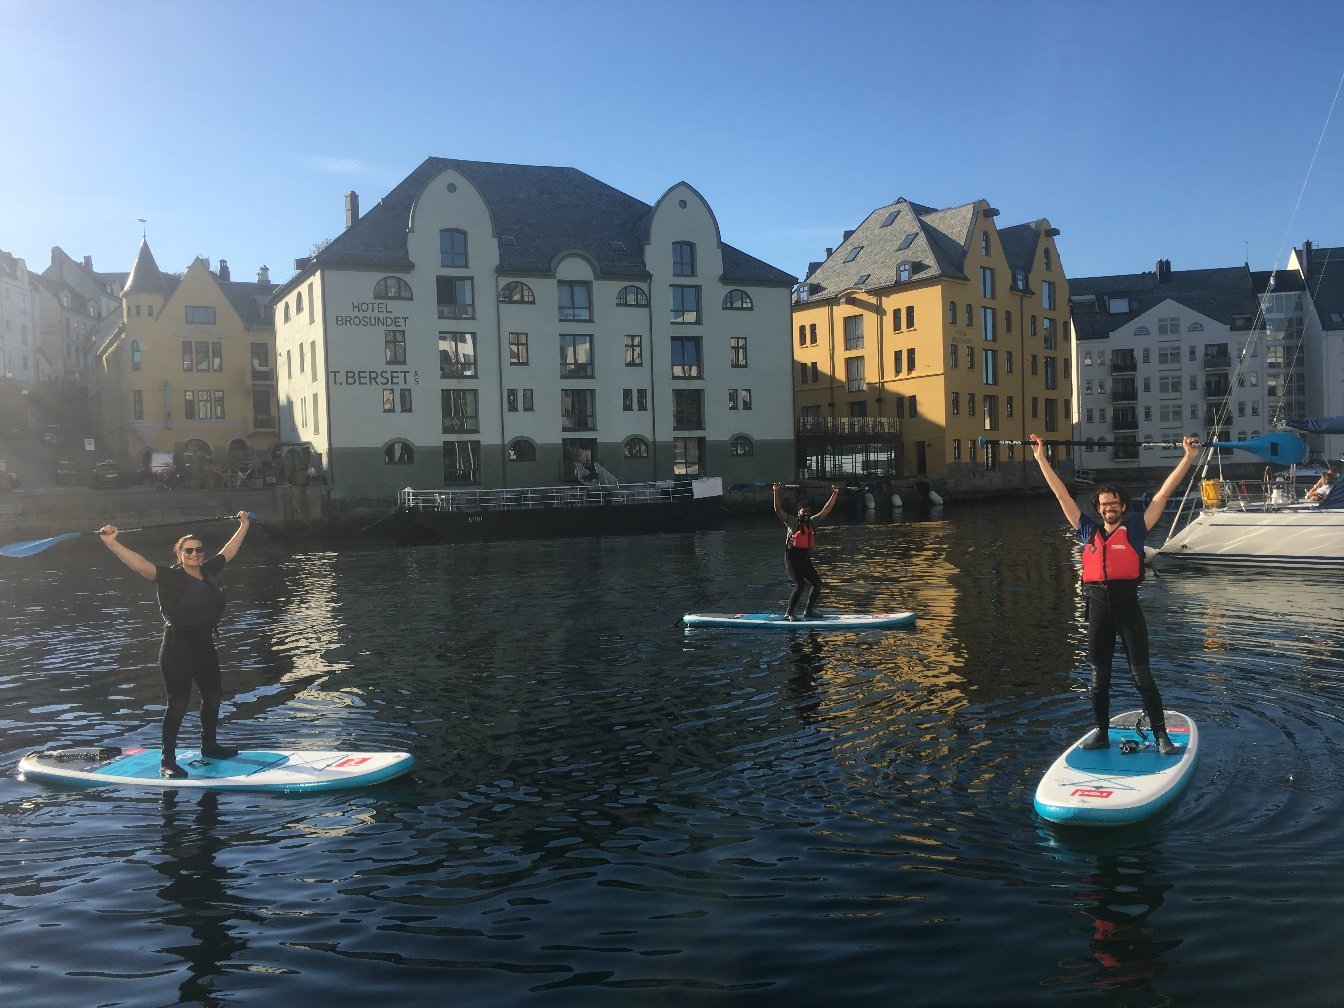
left=97, top=240, right=278, bottom=478
left=791, top=198, right=1070, bottom=479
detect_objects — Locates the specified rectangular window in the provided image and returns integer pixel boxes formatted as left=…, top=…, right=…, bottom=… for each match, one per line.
left=439, top=331, right=477, bottom=378
left=1042, top=317, right=1056, bottom=350
left=561, top=333, right=594, bottom=378
left=561, top=388, right=596, bottom=431
left=185, top=306, right=216, bottom=325
left=1042, top=281, right=1056, bottom=311
left=951, top=391, right=959, bottom=416
left=507, top=389, right=519, bottom=412
left=1044, top=356, right=1058, bottom=390
left=399, top=389, right=412, bottom=413
left=728, top=389, right=738, bottom=411
left=949, top=344, right=959, bottom=368
left=843, top=315, right=864, bottom=350
left=982, top=348, right=998, bottom=386
left=673, top=242, right=696, bottom=276
left=182, top=340, right=193, bottom=371
left=906, top=305, right=915, bottom=330
left=1159, top=317, right=1181, bottom=336
left=1044, top=398, right=1059, bottom=432
left=800, top=362, right=809, bottom=385
left=184, top=390, right=196, bottom=420
left=741, top=388, right=752, bottom=410
left=558, top=281, right=593, bottom=321
left=1158, top=347, right=1181, bottom=365
left=300, top=342, right=306, bottom=374
left=968, top=392, right=976, bottom=415
left=1030, top=354, right=1038, bottom=376
left=908, top=394, right=917, bottom=418
left=442, top=389, right=480, bottom=433
left=383, top=389, right=397, bottom=413
left=508, top=332, right=529, bottom=365
left=310, top=341, right=317, bottom=381
left=845, top=356, right=865, bottom=392
left=440, top=229, right=468, bottom=268
left=250, top=342, right=269, bottom=379
left=952, top=438, right=961, bottom=461
left=893, top=350, right=903, bottom=375
left=983, top=394, right=998, bottom=431
left=1005, top=350, right=1014, bottom=373
left=980, top=266, right=995, bottom=299
left=1032, top=396, right=1039, bottom=420
left=625, top=334, right=643, bottom=366
left=670, top=285, right=701, bottom=324
left=443, top=440, right=480, bottom=485
left=436, top=276, right=475, bottom=320
left=982, top=306, right=996, bottom=342
left=1006, top=395, right=1014, bottom=418
left=133, top=390, right=144, bottom=420
left=671, top=334, right=703, bottom=378
left=673, top=436, right=705, bottom=477
left=731, top=336, right=748, bottom=367
left=523, top=389, right=534, bottom=412
left=623, top=389, right=634, bottom=411
left=253, top=390, right=274, bottom=429
left=385, top=329, right=406, bottom=365
left=673, top=388, right=704, bottom=429
left=637, top=389, right=647, bottom=411
left=906, top=347, right=915, bottom=372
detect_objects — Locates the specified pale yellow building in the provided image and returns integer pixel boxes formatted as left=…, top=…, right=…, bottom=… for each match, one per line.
left=791, top=198, right=1071, bottom=480
left=97, top=240, right=278, bottom=476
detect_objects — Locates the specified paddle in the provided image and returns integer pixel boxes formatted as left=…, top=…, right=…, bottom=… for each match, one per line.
left=0, top=513, right=254, bottom=559
left=978, top=431, right=1307, bottom=465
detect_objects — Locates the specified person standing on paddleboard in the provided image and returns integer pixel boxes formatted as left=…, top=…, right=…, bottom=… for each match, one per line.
left=773, top=483, right=841, bottom=621
left=99, top=512, right=252, bottom=778
left=1030, top=435, right=1200, bottom=755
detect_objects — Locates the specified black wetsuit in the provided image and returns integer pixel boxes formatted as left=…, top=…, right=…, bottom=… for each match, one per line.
left=154, top=556, right=228, bottom=756
left=783, top=517, right=822, bottom=616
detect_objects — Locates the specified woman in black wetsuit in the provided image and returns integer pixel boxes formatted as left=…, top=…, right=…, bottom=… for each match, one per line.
left=772, top=482, right=841, bottom=620
left=100, top=512, right=251, bottom=778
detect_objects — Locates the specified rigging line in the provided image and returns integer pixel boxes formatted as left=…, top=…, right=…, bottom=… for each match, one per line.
left=1267, top=70, right=1344, bottom=283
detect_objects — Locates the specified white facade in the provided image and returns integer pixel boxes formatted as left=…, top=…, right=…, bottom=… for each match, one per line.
left=0, top=252, right=39, bottom=384
left=1073, top=300, right=1269, bottom=470
left=273, top=164, right=794, bottom=498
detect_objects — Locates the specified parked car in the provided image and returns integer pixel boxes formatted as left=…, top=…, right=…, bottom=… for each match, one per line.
left=89, top=460, right=128, bottom=489
left=54, top=459, right=81, bottom=485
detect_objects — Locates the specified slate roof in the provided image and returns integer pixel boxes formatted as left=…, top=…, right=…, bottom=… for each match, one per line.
left=123, top=239, right=172, bottom=297
left=1068, top=265, right=1258, bottom=340
left=798, top=198, right=981, bottom=301
left=291, top=158, right=794, bottom=294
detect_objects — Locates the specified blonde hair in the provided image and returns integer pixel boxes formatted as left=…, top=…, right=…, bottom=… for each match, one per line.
left=172, top=534, right=204, bottom=557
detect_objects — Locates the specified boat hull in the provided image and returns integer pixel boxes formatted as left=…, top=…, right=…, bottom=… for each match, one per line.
left=391, top=477, right=723, bottom=544
left=1159, top=505, right=1344, bottom=567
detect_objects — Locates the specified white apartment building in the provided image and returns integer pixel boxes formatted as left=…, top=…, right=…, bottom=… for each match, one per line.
left=0, top=250, right=39, bottom=384
left=272, top=158, right=796, bottom=498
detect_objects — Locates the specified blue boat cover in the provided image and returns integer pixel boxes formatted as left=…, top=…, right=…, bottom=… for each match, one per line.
left=1285, top=416, right=1344, bottom=435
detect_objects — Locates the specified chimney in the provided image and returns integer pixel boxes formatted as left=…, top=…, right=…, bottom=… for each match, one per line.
left=1301, top=240, right=1313, bottom=274
left=825, top=247, right=833, bottom=258
left=1156, top=259, right=1172, bottom=282
left=83, top=255, right=93, bottom=270
left=345, top=191, right=360, bottom=229
left=218, top=259, right=230, bottom=282
left=257, top=265, right=270, bottom=284
left=843, top=230, right=855, bottom=242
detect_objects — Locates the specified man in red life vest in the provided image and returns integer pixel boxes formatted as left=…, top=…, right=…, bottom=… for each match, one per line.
left=773, top=483, right=842, bottom=620
left=1031, top=434, right=1201, bottom=755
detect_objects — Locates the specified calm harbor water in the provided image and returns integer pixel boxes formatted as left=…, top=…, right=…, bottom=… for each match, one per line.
left=1, top=503, right=1342, bottom=1007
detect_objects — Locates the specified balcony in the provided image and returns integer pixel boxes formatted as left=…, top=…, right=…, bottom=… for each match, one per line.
left=252, top=415, right=276, bottom=430
left=1205, top=380, right=1231, bottom=400
left=1110, top=353, right=1137, bottom=374
left=437, top=304, right=475, bottom=320
left=250, top=366, right=274, bottom=383
left=797, top=416, right=902, bottom=436
left=1110, top=380, right=1138, bottom=403
left=1203, top=350, right=1232, bottom=370
left=1111, top=413, right=1139, bottom=433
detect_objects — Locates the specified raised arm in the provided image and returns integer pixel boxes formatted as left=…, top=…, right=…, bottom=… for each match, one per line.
left=99, top=526, right=157, bottom=581
left=813, top=484, right=842, bottom=522
left=772, top=483, right=791, bottom=523
left=1030, top=435, right=1082, bottom=529
left=1143, top=436, right=1201, bottom=529
left=217, top=511, right=251, bottom=562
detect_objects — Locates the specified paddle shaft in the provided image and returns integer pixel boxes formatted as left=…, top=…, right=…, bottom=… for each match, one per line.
left=94, top=514, right=252, bottom=538
left=0, top=514, right=253, bottom=559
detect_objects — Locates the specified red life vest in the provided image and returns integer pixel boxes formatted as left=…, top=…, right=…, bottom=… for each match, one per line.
left=1081, top=522, right=1143, bottom=582
left=788, top=520, right=816, bottom=550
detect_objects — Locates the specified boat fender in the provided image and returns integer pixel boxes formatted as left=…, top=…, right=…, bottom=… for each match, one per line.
left=891, top=494, right=903, bottom=510
left=863, top=490, right=875, bottom=510
left=927, top=489, right=944, bottom=506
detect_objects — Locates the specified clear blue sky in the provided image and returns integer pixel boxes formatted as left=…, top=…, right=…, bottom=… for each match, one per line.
left=5, top=0, right=1343, bottom=287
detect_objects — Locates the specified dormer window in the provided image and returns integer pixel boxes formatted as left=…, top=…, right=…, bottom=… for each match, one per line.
left=898, top=263, right=912, bottom=283
left=1106, top=296, right=1130, bottom=314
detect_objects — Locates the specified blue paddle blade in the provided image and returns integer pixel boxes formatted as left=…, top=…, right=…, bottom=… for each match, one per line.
left=1210, top=431, right=1307, bottom=464
left=0, top=531, right=85, bottom=558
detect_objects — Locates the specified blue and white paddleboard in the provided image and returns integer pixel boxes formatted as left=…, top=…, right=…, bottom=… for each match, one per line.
left=1034, top=710, right=1198, bottom=827
left=683, top=611, right=916, bottom=630
left=18, top=746, right=415, bottom=793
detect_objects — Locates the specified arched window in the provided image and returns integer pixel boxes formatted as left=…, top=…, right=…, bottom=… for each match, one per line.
left=283, top=303, right=291, bottom=323
left=184, top=438, right=212, bottom=458
left=623, top=436, right=650, bottom=459
left=616, top=285, right=648, bottom=307
left=499, top=281, right=535, bottom=303
left=1134, top=326, right=1151, bottom=337
left=1188, top=322, right=1204, bottom=332
left=722, top=289, right=753, bottom=310
left=296, top=291, right=304, bottom=313
left=981, top=230, right=990, bottom=255
left=508, top=439, right=536, bottom=462
left=440, top=228, right=468, bottom=268
left=965, top=304, right=973, bottom=327
left=729, top=435, right=754, bottom=457
left=384, top=440, right=415, bottom=464
left=374, top=276, right=413, bottom=300
left=672, top=241, right=695, bottom=277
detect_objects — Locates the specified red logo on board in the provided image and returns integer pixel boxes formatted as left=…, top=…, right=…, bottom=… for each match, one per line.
left=1071, top=788, right=1113, bottom=798
left=335, top=757, right=370, bottom=768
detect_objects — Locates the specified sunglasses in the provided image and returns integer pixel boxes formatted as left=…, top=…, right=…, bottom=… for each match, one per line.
left=180, top=546, right=205, bottom=555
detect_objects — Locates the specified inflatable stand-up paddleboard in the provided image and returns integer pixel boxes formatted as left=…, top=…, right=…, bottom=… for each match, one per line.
left=683, top=611, right=916, bottom=630
left=1034, top=710, right=1197, bottom=826
left=18, top=746, right=415, bottom=793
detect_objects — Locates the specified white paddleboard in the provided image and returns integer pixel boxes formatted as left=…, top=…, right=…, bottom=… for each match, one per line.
left=18, top=746, right=415, bottom=793
left=1034, top=710, right=1198, bottom=826
left=683, top=611, right=916, bottom=630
